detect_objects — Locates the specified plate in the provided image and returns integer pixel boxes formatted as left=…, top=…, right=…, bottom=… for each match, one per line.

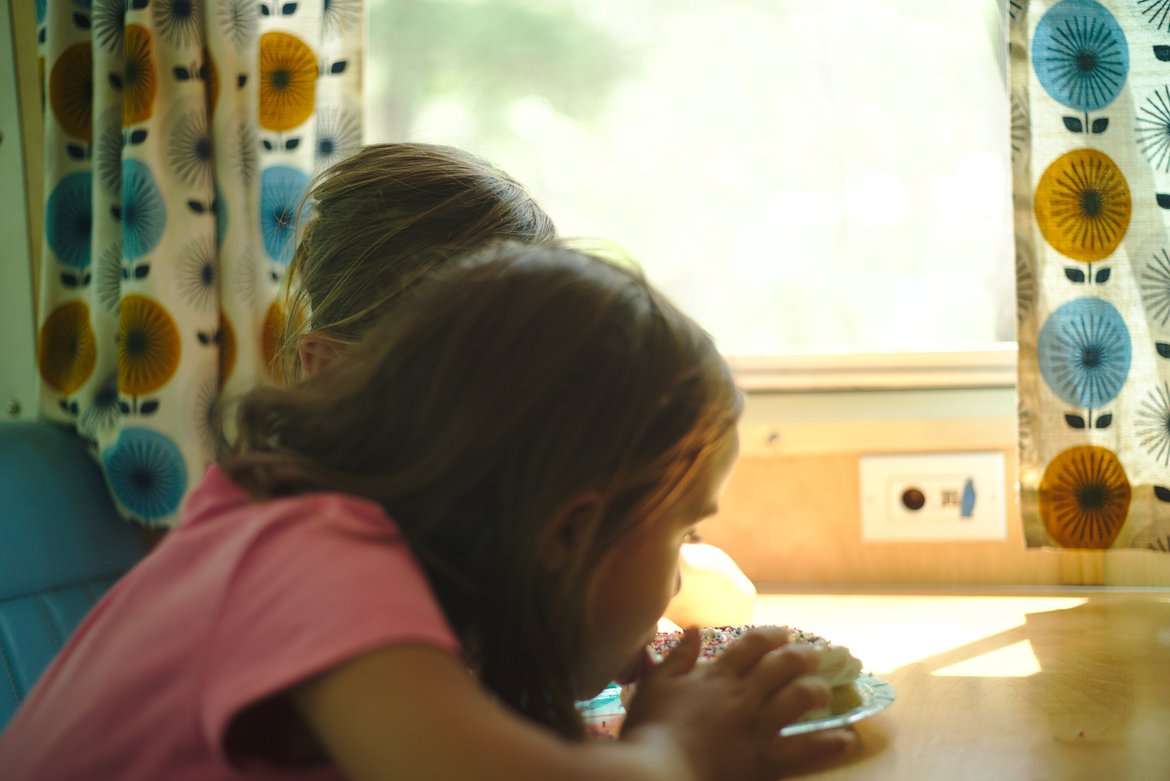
left=778, top=674, right=895, bottom=736
left=577, top=675, right=894, bottom=740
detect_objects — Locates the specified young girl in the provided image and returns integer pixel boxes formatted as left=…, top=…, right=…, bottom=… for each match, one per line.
left=0, top=242, right=854, bottom=779
left=282, top=141, right=757, bottom=629
left=277, top=142, right=557, bottom=381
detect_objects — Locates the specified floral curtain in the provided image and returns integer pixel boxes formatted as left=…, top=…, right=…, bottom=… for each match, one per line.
left=1014, top=0, right=1170, bottom=551
left=35, top=0, right=363, bottom=527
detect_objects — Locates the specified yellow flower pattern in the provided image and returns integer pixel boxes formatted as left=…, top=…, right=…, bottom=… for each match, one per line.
left=259, top=32, right=317, bottom=131
left=1038, top=445, right=1131, bottom=549
left=118, top=294, right=181, bottom=395
left=49, top=43, right=93, bottom=141
left=123, top=24, right=158, bottom=125
left=1034, top=148, right=1130, bottom=263
left=38, top=301, right=97, bottom=395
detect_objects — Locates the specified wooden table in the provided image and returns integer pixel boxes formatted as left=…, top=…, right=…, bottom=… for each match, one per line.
left=752, top=589, right=1170, bottom=781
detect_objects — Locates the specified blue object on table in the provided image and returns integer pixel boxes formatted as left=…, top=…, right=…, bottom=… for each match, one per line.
left=0, top=421, right=148, bottom=730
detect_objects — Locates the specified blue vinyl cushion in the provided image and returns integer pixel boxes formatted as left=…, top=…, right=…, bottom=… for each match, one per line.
left=0, top=421, right=148, bottom=730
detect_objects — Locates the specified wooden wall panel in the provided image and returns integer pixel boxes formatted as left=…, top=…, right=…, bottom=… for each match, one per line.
left=703, top=446, right=1170, bottom=588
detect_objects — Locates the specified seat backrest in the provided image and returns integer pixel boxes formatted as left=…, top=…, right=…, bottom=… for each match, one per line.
left=0, top=421, right=148, bottom=730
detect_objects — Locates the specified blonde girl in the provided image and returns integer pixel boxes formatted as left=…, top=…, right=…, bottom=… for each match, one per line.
left=278, top=142, right=556, bottom=380
left=0, top=242, right=854, bottom=780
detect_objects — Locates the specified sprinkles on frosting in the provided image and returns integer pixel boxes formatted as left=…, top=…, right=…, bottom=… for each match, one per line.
left=648, top=625, right=834, bottom=663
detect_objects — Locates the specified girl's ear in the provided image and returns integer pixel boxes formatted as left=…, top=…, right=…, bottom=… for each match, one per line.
left=538, top=492, right=604, bottom=574
left=298, top=334, right=343, bottom=377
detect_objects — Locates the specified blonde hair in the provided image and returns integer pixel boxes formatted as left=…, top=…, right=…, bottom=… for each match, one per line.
left=225, top=241, right=743, bottom=738
left=278, top=143, right=556, bottom=381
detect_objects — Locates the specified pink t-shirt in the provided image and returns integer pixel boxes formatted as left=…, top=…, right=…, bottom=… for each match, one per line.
left=0, top=465, right=460, bottom=780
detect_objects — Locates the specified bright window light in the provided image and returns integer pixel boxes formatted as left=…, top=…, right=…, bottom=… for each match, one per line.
left=366, top=0, right=1013, bottom=356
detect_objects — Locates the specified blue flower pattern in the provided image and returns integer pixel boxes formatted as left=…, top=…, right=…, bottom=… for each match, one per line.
left=260, top=165, right=310, bottom=264
left=101, top=427, right=188, bottom=523
left=1038, top=297, right=1131, bottom=409
left=1033, top=0, right=1128, bottom=112
left=46, top=172, right=94, bottom=269
left=121, top=159, right=167, bottom=259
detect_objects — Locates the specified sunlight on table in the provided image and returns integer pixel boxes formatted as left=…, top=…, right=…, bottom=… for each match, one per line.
left=753, top=593, right=1087, bottom=674
left=930, top=639, right=1041, bottom=677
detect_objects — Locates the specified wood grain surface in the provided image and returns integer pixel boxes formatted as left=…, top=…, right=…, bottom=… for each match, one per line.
left=753, top=590, right=1170, bottom=781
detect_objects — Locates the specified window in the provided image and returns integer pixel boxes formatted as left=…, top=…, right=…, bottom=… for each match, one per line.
left=365, top=0, right=1013, bottom=361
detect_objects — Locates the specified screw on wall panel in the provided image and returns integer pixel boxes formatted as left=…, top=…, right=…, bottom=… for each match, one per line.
left=766, top=430, right=781, bottom=455
left=7, top=399, right=21, bottom=417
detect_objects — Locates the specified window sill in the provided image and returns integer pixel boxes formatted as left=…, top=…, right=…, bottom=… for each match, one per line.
left=728, top=344, right=1018, bottom=393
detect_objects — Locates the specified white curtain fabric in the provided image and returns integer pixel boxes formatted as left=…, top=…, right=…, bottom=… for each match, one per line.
left=36, top=0, right=363, bottom=526
left=1014, top=0, right=1170, bottom=551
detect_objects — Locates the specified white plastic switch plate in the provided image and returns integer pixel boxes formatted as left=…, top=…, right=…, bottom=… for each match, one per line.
left=859, top=451, right=1007, bottom=542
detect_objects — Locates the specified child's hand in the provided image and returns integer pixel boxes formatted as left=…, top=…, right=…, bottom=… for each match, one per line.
left=620, top=626, right=855, bottom=781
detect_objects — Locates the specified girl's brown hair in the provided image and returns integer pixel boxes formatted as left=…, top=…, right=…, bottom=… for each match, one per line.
left=225, top=241, right=742, bottom=738
left=278, top=143, right=556, bottom=381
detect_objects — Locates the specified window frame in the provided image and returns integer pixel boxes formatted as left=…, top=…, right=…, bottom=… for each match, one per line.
left=729, top=345, right=1018, bottom=392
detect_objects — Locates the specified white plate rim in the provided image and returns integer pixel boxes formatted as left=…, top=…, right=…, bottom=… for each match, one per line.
left=778, top=673, right=895, bottom=737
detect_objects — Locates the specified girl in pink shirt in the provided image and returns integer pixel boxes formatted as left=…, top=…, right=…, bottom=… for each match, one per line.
left=0, top=241, right=854, bottom=780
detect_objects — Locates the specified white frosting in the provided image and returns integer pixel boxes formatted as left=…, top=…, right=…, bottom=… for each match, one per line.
left=813, top=644, right=863, bottom=688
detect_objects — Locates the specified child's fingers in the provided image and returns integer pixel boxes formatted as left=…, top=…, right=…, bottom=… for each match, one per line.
left=745, top=643, right=821, bottom=700
left=711, top=626, right=792, bottom=676
left=764, top=728, right=856, bottom=774
left=758, top=674, right=831, bottom=733
left=653, top=625, right=701, bottom=676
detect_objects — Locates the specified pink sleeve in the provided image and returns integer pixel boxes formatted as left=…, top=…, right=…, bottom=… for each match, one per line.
left=201, top=495, right=461, bottom=756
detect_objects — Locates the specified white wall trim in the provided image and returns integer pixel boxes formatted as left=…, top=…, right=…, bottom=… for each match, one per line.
left=729, top=345, right=1019, bottom=392
left=1, top=0, right=39, bottom=421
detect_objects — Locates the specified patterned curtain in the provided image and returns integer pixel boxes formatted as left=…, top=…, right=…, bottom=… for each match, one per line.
left=35, top=0, right=363, bottom=527
left=1014, top=0, right=1170, bottom=551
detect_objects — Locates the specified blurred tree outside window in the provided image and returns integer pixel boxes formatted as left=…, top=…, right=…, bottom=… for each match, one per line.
left=365, top=0, right=1012, bottom=357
